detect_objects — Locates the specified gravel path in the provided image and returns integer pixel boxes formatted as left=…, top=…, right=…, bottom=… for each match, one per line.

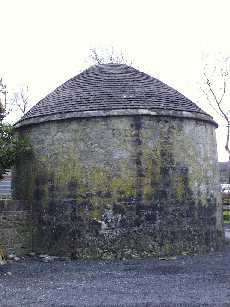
left=0, top=227, right=230, bottom=307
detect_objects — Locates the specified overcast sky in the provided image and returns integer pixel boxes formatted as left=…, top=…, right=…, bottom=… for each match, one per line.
left=1, top=0, right=230, bottom=161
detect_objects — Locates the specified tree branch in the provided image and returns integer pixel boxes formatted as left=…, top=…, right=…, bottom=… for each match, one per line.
left=203, top=71, right=230, bottom=155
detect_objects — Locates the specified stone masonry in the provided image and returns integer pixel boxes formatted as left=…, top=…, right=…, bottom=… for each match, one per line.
left=12, top=64, right=224, bottom=258
left=14, top=114, right=223, bottom=258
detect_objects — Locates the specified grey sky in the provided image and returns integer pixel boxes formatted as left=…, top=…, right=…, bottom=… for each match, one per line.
left=1, top=0, right=230, bottom=160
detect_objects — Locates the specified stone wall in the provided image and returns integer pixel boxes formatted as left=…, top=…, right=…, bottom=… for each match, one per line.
left=218, top=162, right=230, bottom=184
left=0, top=200, right=32, bottom=255
left=14, top=115, right=224, bottom=258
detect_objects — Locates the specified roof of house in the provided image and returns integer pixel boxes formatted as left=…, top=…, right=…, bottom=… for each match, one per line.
left=17, top=64, right=214, bottom=126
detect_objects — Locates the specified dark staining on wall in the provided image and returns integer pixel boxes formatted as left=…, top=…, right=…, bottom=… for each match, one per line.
left=13, top=116, right=224, bottom=259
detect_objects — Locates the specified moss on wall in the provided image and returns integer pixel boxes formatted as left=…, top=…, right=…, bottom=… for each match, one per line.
left=14, top=115, right=224, bottom=258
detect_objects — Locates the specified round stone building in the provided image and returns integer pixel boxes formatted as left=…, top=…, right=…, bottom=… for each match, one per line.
left=14, top=64, right=224, bottom=258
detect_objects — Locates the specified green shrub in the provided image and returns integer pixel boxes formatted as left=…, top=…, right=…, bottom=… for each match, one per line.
left=0, top=123, right=31, bottom=179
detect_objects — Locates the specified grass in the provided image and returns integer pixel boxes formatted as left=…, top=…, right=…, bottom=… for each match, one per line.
left=223, top=210, right=230, bottom=224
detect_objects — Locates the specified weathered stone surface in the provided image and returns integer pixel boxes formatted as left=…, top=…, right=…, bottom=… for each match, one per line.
left=14, top=115, right=224, bottom=258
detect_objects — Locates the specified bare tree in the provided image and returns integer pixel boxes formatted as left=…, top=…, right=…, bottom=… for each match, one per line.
left=12, top=86, right=30, bottom=115
left=1, top=83, right=30, bottom=123
left=201, top=55, right=230, bottom=158
left=88, top=47, right=133, bottom=66
left=0, top=79, right=7, bottom=121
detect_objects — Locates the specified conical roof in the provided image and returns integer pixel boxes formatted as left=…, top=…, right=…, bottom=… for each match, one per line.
left=18, top=64, right=214, bottom=126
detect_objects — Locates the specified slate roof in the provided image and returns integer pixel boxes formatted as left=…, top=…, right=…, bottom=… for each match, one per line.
left=20, top=64, right=209, bottom=122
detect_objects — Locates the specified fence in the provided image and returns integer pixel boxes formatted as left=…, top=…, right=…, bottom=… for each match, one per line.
left=0, top=170, right=12, bottom=200
left=222, top=192, right=230, bottom=223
